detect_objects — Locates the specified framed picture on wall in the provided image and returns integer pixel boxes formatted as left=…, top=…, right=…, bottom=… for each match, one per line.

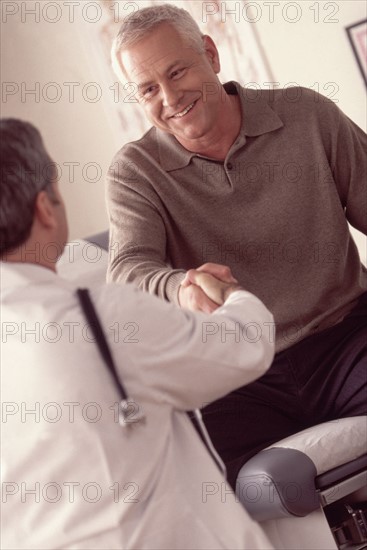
left=346, top=19, right=367, bottom=87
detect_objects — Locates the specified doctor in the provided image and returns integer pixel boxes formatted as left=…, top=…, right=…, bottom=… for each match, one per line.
left=1, top=119, right=274, bottom=549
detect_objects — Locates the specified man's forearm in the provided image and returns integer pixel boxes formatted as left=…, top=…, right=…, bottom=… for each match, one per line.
left=107, top=252, right=186, bottom=303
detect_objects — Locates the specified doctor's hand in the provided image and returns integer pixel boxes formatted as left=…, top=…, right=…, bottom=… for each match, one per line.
left=178, top=263, right=242, bottom=313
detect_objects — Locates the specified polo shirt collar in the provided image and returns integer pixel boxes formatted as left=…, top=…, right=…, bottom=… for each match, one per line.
left=229, top=81, right=284, bottom=137
left=157, top=80, right=284, bottom=171
left=157, top=130, right=195, bottom=171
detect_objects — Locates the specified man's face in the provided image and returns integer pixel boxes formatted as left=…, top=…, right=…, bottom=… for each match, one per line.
left=119, top=23, right=223, bottom=149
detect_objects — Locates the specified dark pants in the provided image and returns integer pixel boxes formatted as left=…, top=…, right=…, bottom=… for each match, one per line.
left=202, top=292, right=367, bottom=489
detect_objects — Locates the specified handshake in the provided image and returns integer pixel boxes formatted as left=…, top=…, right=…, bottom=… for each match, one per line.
left=179, top=263, right=244, bottom=314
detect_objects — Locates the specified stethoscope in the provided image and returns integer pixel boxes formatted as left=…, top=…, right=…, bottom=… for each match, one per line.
left=77, top=287, right=225, bottom=473
left=77, top=287, right=145, bottom=427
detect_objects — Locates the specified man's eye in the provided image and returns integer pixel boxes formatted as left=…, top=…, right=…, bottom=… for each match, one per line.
left=140, top=85, right=156, bottom=99
left=170, top=68, right=185, bottom=79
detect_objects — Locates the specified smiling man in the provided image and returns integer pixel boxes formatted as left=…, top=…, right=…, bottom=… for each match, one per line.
left=117, top=21, right=241, bottom=159
left=107, top=4, right=367, bottom=490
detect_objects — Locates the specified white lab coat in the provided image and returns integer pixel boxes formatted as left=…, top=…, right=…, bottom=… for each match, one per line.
left=1, top=262, right=274, bottom=549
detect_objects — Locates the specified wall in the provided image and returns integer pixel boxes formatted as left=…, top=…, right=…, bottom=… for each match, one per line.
left=1, top=2, right=116, bottom=239
left=251, top=0, right=366, bottom=129
left=1, top=0, right=366, bottom=262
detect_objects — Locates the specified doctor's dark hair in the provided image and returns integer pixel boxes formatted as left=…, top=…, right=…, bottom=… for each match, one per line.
left=0, top=119, right=58, bottom=255
left=111, top=4, right=205, bottom=80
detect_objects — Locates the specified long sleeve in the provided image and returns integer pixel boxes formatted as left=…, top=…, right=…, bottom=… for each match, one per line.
left=330, top=106, right=367, bottom=235
left=95, top=284, right=275, bottom=412
left=105, top=84, right=367, bottom=353
left=106, top=148, right=185, bottom=304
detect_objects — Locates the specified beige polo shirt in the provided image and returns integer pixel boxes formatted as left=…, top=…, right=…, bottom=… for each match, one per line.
left=107, top=81, right=367, bottom=352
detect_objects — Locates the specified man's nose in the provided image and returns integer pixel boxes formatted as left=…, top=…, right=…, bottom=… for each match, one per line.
left=161, top=82, right=183, bottom=108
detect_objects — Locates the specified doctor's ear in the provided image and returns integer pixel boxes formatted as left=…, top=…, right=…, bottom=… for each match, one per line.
left=202, top=35, right=221, bottom=74
left=34, top=190, right=58, bottom=229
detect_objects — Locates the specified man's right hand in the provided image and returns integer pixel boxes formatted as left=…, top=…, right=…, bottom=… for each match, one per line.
left=178, top=283, right=221, bottom=314
left=178, top=263, right=243, bottom=313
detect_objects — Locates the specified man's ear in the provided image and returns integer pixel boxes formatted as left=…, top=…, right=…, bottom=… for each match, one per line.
left=202, top=35, right=221, bottom=74
left=34, top=191, right=57, bottom=229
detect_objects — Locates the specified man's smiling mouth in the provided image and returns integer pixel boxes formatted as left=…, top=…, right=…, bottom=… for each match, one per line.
left=171, top=101, right=196, bottom=118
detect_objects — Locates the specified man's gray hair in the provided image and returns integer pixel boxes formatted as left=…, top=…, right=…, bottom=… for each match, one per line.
left=0, top=119, right=57, bottom=255
left=112, top=4, right=205, bottom=79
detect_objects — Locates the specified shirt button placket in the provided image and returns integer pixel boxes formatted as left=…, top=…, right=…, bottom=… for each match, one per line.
left=226, top=162, right=234, bottom=186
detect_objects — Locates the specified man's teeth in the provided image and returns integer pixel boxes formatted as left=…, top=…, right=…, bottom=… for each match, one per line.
left=173, top=102, right=195, bottom=118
